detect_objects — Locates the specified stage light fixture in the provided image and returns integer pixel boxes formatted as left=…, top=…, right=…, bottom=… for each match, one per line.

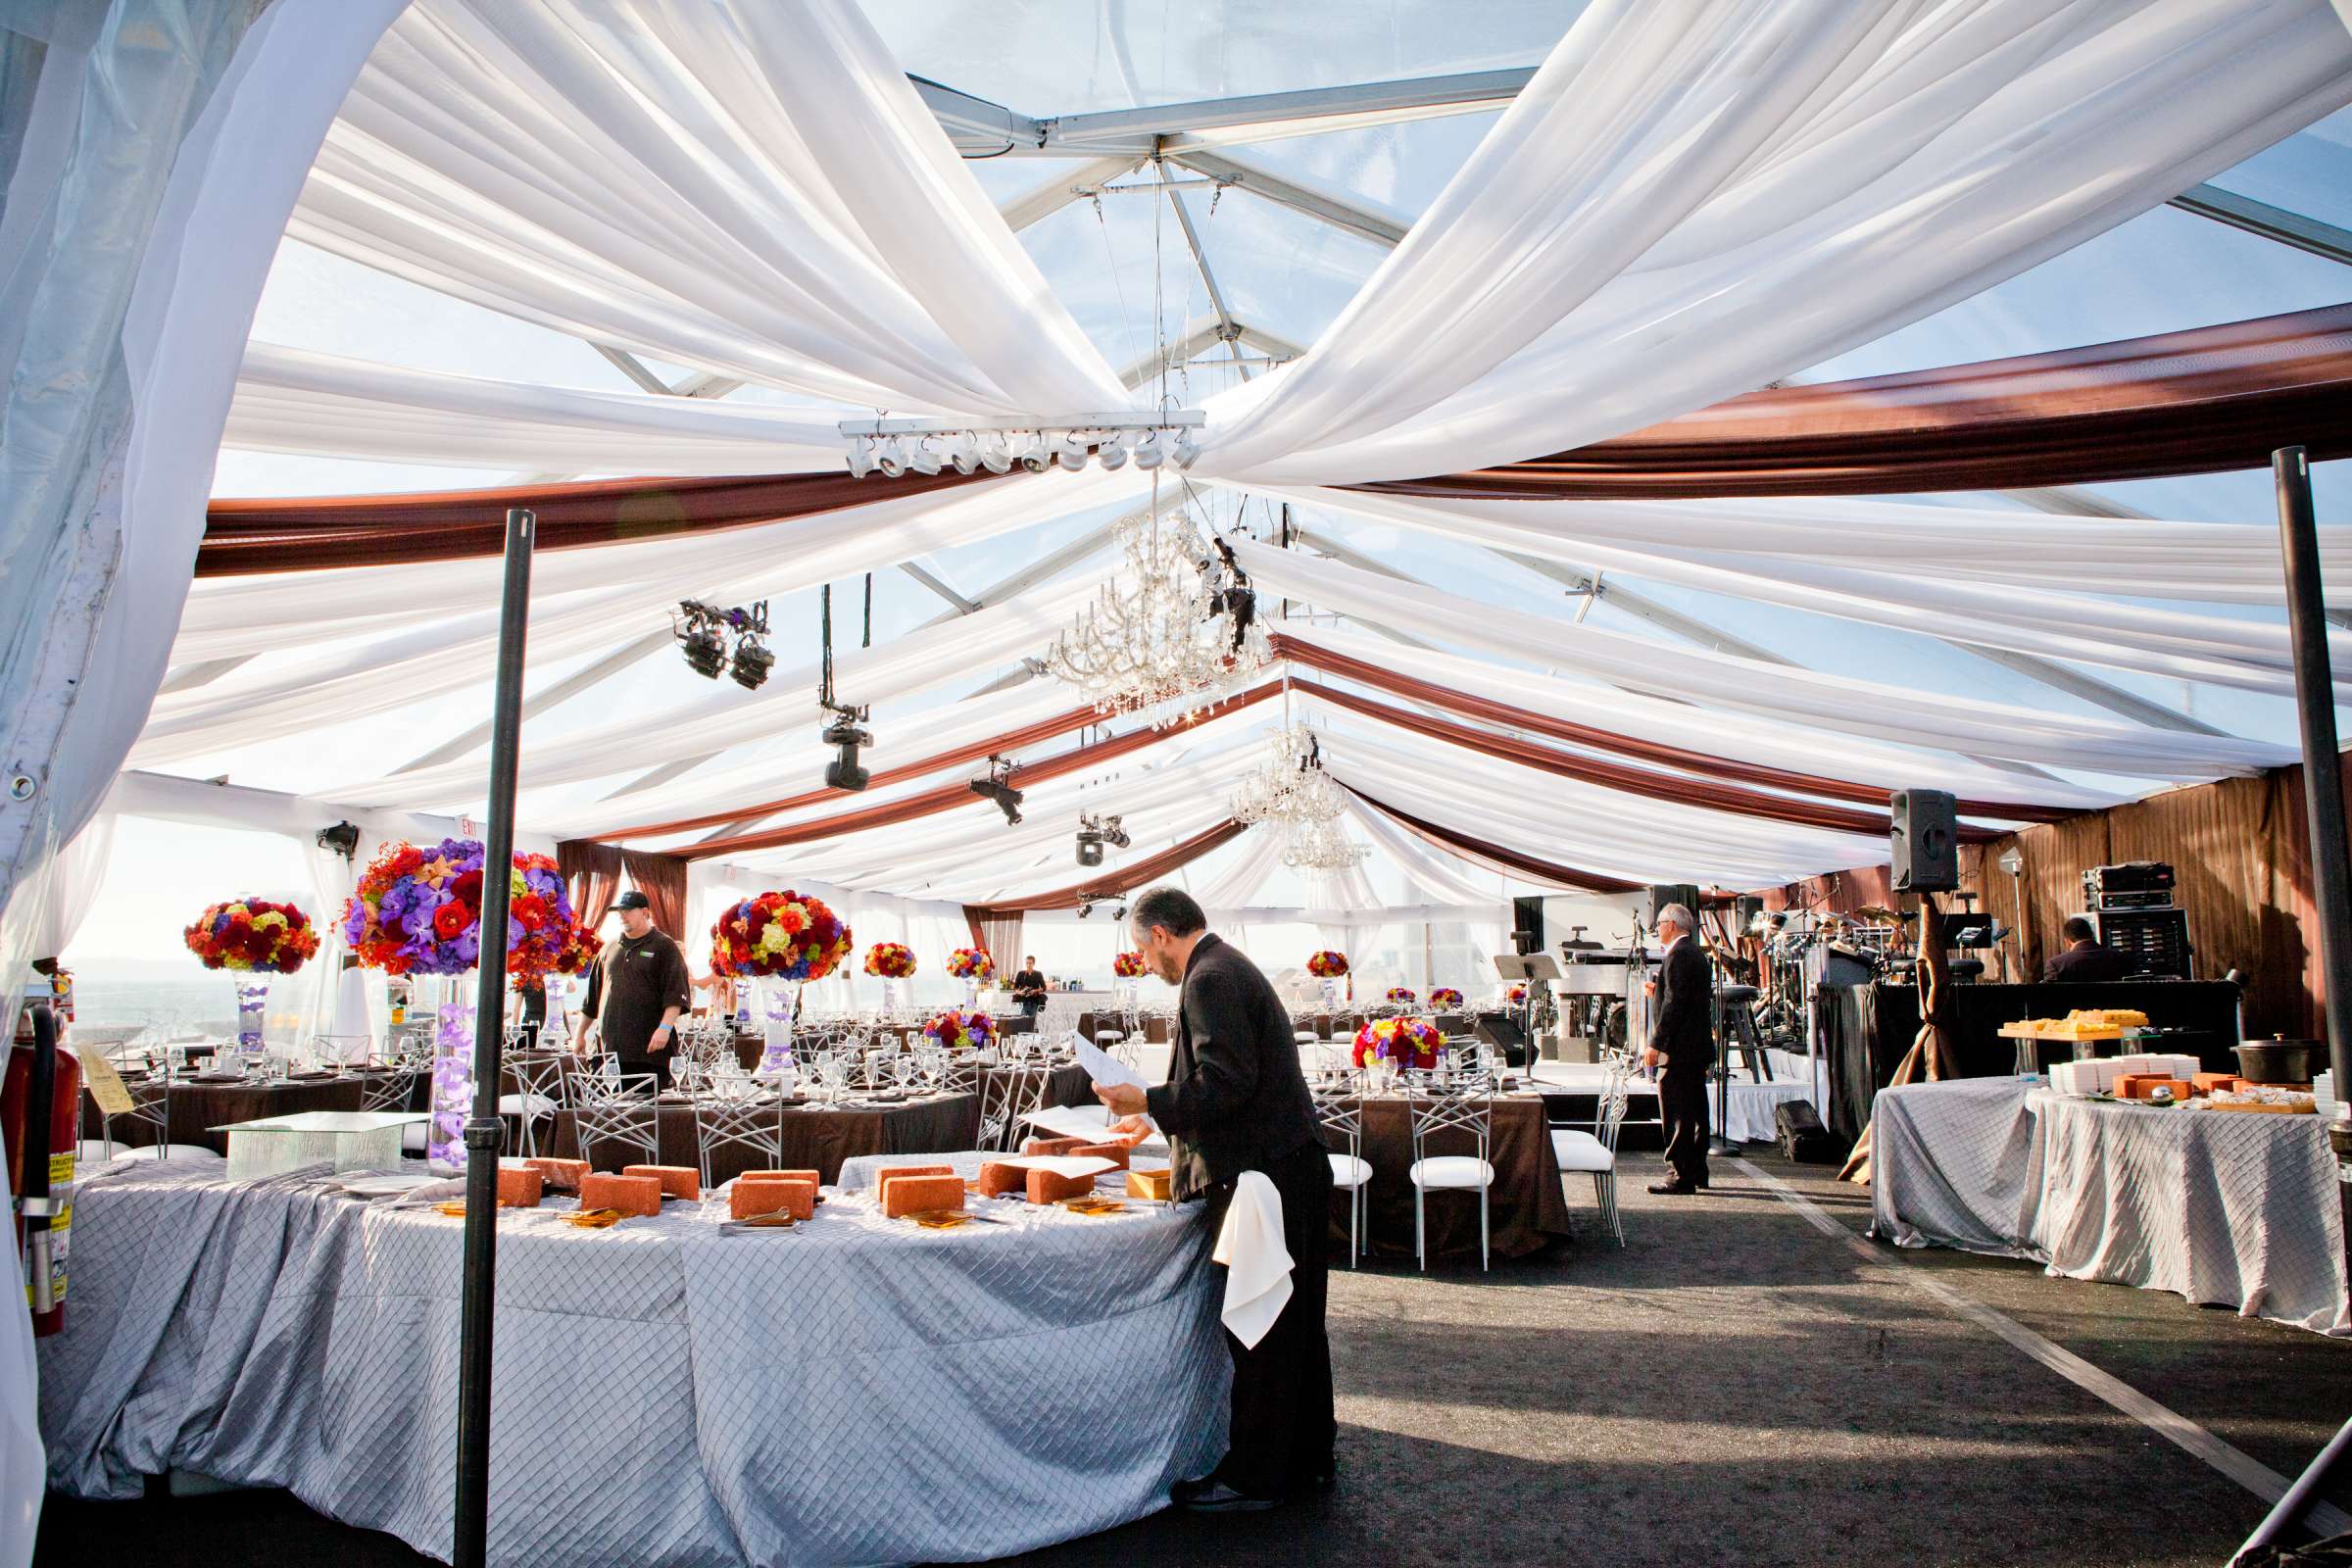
left=729, top=639, right=774, bottom=690
left=968, top=754, right=1023, bottom=825
left=1112, top=905, right=1127, bottom=922
left=908, top=439, right=942, bottom=476
left=1103, top=814, right=1129, bottom=850
left=822, top=707, right=872, bottom=792
left=316, top=820, right=361, bottom=860
left=681, top=621, right=725, bottom=677
left=947, top=434, right=979, bottom=475
left=1054, top=433, right=1090, bottom=471
left=1131, top=430, right=1164, bottom=469
left=1015, top=434, right=1051, bottom=473
left=876, top=438, right=908, bottom=478
left=846, top=438, right=877, bottom=478
left=1172, top=430, right=1201, bottom=469
left=1076, top=902, right=1093, bottom=919
left=979, top=434, right=1013, bottom=474
left=1097, top=433, right=1129, bottom=470
left=1076, top=815, right=1105, bottom=867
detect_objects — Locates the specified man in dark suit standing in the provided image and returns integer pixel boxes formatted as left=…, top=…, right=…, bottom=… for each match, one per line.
left=1095, top=886, right=1334, bottom=1512
left=2041, top=916, right=2132, bottom=982
left=1642, top=902, right=1713, bottom=1194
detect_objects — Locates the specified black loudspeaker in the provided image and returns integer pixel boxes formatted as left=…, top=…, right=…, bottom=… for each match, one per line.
left=1733, top=895, right=1763, bottom=930
left=1511, top=895, right=1545, bottom=956
left=1643, top=883, right=1701, bottom=926
left=1775, top=1101, right=1843, bottom=1163
left=1890, top=788, right=1958, bottom=893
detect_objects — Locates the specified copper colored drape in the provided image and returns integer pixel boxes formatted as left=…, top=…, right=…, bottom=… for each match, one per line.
left=681, top=685, right=1279, bottom=860
left=620, top=851, right=689, bottom=944
left=1272, top=634, right=2071, bottom=822
left=1365, top=303, right=2352, bottom=500
left=967, top=819, right=1249, bottom=915
left=1839, top=891, right=1955, bottom=1184
left=965, top=909, right=1023, bottom=970
left=198, top=467, right=1001, bottom=575
left=557, top=840, right=624, bottom=933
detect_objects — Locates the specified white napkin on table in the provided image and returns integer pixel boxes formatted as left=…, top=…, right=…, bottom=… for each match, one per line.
left=1211, top=1170, right=1294, bottom=1349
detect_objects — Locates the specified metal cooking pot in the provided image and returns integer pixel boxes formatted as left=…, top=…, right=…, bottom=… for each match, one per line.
left=2233, top=1036, right=2320, bottom=1085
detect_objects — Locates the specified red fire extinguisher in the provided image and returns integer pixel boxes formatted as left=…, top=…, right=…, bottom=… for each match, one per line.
left=5, top=987, right=78, bottom=1337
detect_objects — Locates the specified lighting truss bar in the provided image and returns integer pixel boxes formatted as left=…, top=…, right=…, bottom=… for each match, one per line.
left=1041, top=68, right=1535, bottom=150
left=2169, top=182, right=2352, bottom=269
left=1168, top=149, right=1409, bottom=248
left=837, top=411, right=1203, bottom=437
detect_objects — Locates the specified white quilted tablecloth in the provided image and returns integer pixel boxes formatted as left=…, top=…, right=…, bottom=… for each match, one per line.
left=41, top=1156, right=1226, bottom=1565
left=1869, top=1079, right=2348, bottom=1335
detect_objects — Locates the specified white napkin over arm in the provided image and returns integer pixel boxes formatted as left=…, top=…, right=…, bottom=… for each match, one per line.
left=1211, top=1170, right=1294, bottom=1349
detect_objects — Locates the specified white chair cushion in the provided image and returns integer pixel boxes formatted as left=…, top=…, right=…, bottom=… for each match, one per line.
left=498, top=1092, right=558, bottom=1118
left=402, top=1123, right=428, bottom=1154
left=1409, top=1154, right=1494, bottom=1190
left=1328, top=1152, right=1373, bottom=1188
left=75, top=1139, right=117, bottom=1165
left=1550, top=1129, right=1615, bottom=1173
left=97, top=1142, right=220, bottom=1165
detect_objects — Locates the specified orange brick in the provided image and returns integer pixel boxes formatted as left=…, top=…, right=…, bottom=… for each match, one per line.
left=873, top=1164, right=954, bottom=1211
left=879, top=1174, right=965, bottom=1218
left=621, top=1164, right=701, bottom=1200
left=1026, top=1167, right=1098, bottom=1204
left=2192, top=1073, right=2241, bottom=1097
left=579, top=1172, right=662, bottom=1217
left=495, top=1165, right=544, bottom=1208
left=1068, top=1142, right=1130, bottom=1169
left=737, top=1168, right=820, bottom=1189
left=1021, top=1137, right=1089, bottom=1157
left=523, top=1157, right=590, bottom=1192
left=978, top=1162, right=1028, bottom=1198
left=729, top=1178, right=815, bottom=1221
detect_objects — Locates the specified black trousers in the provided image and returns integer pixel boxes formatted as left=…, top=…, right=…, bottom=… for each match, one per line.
left=1657, top=1062, right=1712, bottom=1188
left=1209, top=1140, right=1336, bottom=1499
left=613, top=1052, right=671, bottom=1091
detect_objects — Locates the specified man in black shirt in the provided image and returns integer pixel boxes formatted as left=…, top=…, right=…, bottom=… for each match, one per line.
left=2043, top=915, right=2132, bottom=982
left=1009, top=956, right=1049, bottom=1018
left=1095, top=886, right=1333, bottom=1511
left=572, top=890, right=691, bottom=1088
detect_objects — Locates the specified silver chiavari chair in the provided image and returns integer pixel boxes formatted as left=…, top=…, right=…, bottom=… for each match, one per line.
left=693, top=1083, right=784, bottom=1190
left=1311, top=1070, right=1372, bottom=1267
left=500, top=1048, right=571, bottom=1157
left=100, top=1071, right=171, bottom=1162
left=570, top=1056, right=662, bottom=1169
left=976, top=1060, right=1050, bottom=1152
left=1405, top=1074, right=1497, bottom=1272
left=1549, top=1064, right=1629, bottom=1247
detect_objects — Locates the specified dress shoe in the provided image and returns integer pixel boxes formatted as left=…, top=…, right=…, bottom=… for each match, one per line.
left=1170, top=1477, right=1276, bottom=1512
left=1647, top=1180, right=1698, bottom=1196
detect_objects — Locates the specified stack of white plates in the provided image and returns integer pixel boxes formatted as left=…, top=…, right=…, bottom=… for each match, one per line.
left=2315, top=1070, right=2337, bottom=1122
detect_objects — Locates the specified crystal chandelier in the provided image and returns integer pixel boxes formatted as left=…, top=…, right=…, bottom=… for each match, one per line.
left=1282, top=814, right=1371, bottom=871
left=1230, top=723, right=1347, bottom=827
left=1039, top=479, right=1271, bottom=727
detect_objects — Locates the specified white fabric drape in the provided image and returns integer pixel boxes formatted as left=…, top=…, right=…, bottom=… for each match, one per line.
left=1237, top=540, right=2292, bottom=779
left=227, top=344, right=844, bottom=474
left=1282, top=622, right=2123, bottom=810
left=294, top=0, right=1126, bottom=416
left=25, top=811, right=114, bottom=960
left=1290, top=485, right=2351, bottom=697
left=1195, top=0, right=2352, bottom=482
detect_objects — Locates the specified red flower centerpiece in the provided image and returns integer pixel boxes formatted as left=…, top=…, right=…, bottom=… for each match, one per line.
left=864, top=942, right=917, bottom=979
left=946, top=946, right=994, bottom=1006
left=924, top=1007, right=997, bottom=1053
left=1353, top=1016, right=1442, bottom=1071
left=1112, top=952, right=1146, bottom=978
left=186, top=897, right=323, bottom=1058
left=1506, top=982, right=1529, bottom=1006
left=1385, top=987, right=1419, bottom=1007
left=1430, top=987, right=1464, bottom=1010
left=710, top=891, right=851, bottom=1073
left=1306, top=951, right=1348, bottom=978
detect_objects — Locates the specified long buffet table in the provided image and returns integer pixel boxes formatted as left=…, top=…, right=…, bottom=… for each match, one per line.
left=1870, top=1077, right=2346, bottom=1335
left=43, top=1155, right=1225, bottom=1566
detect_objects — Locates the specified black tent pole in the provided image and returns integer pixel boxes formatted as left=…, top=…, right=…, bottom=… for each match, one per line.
left=452, top=507, right=535, bottom=1568
left=2235, top=448, right=2352, bottom=1561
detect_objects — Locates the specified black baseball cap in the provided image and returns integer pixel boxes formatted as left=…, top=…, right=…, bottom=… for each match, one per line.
left=613, top=890, right=652, bottom=911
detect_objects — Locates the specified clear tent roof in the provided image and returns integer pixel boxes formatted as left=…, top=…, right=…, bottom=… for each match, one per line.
left=177, top=1, right=2352, bottom=908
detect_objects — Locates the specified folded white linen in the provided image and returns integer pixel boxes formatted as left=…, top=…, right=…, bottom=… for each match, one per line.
left=1212, top=1170, right=1295, bottom=1350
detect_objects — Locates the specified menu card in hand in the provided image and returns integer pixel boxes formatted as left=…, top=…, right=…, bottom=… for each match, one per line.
left=1075, top=1039, right=1150, bottom=1093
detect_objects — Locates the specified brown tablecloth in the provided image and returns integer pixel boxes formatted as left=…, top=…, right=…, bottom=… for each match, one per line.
left=80, top=1072, right=420, bottom=1155
left=1327, top=1092, right=1572, bottom=1260
left=548, top=1091, right=981, bottom=1185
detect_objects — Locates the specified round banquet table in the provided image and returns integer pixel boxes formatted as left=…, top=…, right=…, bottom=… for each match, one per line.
left=1327, top=1088, right=1575, bottom=1259
left=78, top=1068, right=423, bottom=1155
left=544, top=1063, right=1094, bottom=1183
left=40, top=1155, right=1225, bottom=1566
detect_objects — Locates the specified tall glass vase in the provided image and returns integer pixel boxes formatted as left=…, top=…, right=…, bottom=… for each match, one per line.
left=1319, top=977, right=1340, bottom=1012
left=961, top=975, right=980, bottom=1009
left=427, top=980, right=477, bottom=1177
left=233, top=974, right=270, bottom=1059
left=879, top=977, right=905, bottom=1019
left=759, top=980, right=797, bottom=1074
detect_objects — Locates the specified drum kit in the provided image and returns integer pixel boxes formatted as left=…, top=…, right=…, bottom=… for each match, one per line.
left=1743, top=904, right=1914, bottom=1051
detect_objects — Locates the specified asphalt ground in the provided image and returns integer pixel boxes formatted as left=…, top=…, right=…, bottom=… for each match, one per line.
left=37, top=1150, right=2351, bottom=1568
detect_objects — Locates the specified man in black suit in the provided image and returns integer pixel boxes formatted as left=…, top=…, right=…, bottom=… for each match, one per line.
left=2042, top=915, right=2132, bottom=982
left=1642, top=902, right=1714, bottom=1194
left=1095, top=886, right=1334, bottom=1512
